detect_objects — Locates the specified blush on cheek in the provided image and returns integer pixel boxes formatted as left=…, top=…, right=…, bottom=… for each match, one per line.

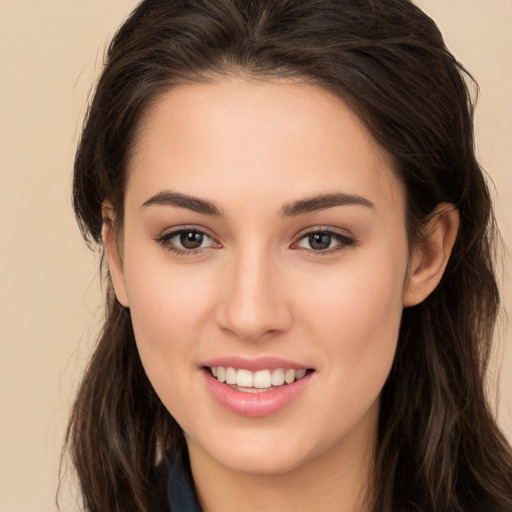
left=312, top=272, right=404, bottom=400
left=128, top=270, right=196, bottom=326
left=326, top=269, right=403, bottom=333
left=126, top=272, right=211, bottom=366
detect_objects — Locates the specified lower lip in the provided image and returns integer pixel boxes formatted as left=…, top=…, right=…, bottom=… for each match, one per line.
left=202, top=369, right=313, bottom=417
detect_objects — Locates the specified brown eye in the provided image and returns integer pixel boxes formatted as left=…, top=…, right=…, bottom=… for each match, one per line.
left=180, top=231, right=204, bottom=249
left=155, top=228, right=218, bottom=254
left=294, top=230, right=355, bottom=253
left=308, top=233, right=333, bottom=251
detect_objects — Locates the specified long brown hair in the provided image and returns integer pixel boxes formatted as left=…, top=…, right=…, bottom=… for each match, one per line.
left=65, top=1, right=512, bottom=510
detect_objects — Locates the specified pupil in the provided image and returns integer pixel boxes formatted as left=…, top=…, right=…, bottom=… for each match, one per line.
left=310, top=233, right=331, bottom=250
left=180, top=231, right=203, bottom=249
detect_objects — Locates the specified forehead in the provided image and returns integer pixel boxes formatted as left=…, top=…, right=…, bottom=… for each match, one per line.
left=126, top=78, right=404, bottom=214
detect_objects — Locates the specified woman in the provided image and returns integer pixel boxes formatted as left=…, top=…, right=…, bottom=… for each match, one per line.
left=65, top=0, right=512, bottom=510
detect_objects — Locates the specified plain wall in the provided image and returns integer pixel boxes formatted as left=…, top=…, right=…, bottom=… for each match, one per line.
left=0, top=1, right=510, bottom=510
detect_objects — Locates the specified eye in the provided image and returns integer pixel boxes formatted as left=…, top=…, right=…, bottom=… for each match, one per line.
left=176, top=231, right=207, bottom=249
left=294, top=230, right=355, bottom=253
left=154, top=228, right=219, bottom=254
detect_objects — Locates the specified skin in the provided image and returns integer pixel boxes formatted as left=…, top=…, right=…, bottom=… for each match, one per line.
left=103, top=78, right=459, bottom=512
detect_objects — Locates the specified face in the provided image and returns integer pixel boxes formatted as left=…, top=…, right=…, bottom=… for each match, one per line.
left=108, top=78, right=412, bottom=476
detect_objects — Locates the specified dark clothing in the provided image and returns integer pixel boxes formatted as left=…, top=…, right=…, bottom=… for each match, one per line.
left=160, top=450, right=202, bottom=512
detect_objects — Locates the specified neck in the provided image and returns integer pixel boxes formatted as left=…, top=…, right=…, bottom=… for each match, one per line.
left=187, top=420, right=376, bottom=512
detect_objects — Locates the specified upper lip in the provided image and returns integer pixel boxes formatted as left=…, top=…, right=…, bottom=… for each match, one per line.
left=201, top=356, right=311, bottom=372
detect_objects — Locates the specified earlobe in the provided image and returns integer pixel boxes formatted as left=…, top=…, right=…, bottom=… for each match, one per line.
left=403, top=203, right=459, bottom=307
left=101, top=202, right=129, bottom=307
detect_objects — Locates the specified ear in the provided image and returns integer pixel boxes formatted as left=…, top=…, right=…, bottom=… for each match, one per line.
left=101, top=201, right=129, bottom=307
left=404, top=203, right=459, bottom=307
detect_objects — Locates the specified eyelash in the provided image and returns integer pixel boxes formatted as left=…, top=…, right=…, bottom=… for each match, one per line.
left=291, top=229, right=356, bottom=255
left=153, top=227, right=219, bottom=256
left=154, top=227, right=356, bottom=256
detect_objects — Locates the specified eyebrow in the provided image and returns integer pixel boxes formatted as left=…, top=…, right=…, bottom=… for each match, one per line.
left=140, top=190, right=374, bottom=217
left=280, top=193, right=375, bottom=217
left=141, top=191, right=223, bottom=216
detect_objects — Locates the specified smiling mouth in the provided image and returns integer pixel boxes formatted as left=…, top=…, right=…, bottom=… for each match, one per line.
left=206, top=366, right=313, bottom=392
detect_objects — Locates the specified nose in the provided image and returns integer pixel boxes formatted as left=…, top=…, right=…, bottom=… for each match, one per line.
left=216, top=245, right=293, bottom=342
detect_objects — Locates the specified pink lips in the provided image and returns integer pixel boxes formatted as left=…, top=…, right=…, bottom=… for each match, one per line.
left=201, top=356, right=313, bottom=418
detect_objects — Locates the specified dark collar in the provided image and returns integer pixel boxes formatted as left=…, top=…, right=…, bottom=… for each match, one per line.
left=166, top=450, right=202, bottom=512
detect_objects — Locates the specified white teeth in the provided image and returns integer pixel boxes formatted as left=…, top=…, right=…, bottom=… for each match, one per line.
left=236, top=369, right=253, bottom=387
left=253, top=369, right=272, bottom=388
left=225, top=367, right=237, bottom=385
left=284, top=369, right=296, bottom=384
left=295, top=369, right=307, bottom=380
left=210, top=366, right=309, bottom=389
left=271, top=368, right=285, bottom=386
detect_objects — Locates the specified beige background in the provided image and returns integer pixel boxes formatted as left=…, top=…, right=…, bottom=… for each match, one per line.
left=0, top=1, right=510, bottom=511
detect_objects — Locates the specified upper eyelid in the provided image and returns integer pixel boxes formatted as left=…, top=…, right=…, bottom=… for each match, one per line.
left=291, top=227, right=356, bottom=251
left=156, top=225, right=217, bottom=240
left=153, top=227, right=219, bottom=249
left=295, top=232, right=352, bottom=245
left=292, top=226, right=354, bottom=241
left=154, top=227, right=220, bottom=254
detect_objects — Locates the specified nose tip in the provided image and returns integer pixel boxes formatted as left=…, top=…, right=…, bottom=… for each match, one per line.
left=216, top=254, right=292, bottom=341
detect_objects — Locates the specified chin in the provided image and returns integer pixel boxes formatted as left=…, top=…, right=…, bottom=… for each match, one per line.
left=187, top=427, right=327, bottom=477
left=215, top=448, right=310, bottom=476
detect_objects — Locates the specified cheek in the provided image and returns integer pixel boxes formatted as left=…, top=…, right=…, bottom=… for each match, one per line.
left=331, top=266, right=403, bottom=342
left=294, top=251, right=406, bottom=445
left=296, top=241, right=407, bottom=389
left=123, top=266, right=215, bottom=433
left=121, top=247, right=218, bottom=386
left=301, top=245, right=405, bottom=336
left=123, top=229, right=215, bottom=327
